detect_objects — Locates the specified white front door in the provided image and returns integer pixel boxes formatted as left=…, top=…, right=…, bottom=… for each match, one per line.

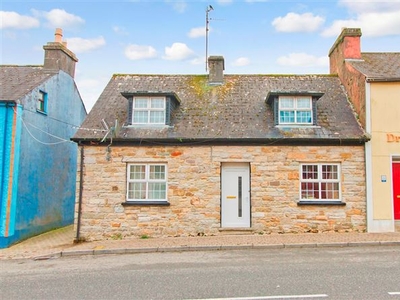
left=221, top=163, right=250, bottom=227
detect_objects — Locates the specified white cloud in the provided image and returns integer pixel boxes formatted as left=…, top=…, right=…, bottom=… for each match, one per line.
left=163, top=43, right=195, bottom=61
left=188, top=26, right=207, bottom=38
left=339, top=0, right=400, bottom=14
left=277, top=53, right=328, bottom=68
left=75, top=77, right=107, bottom=112
left=322, top=4, right=400, bottom=37
left=190, top=57, right=205, bottom=65
left=112, top=26, right=129, bottom=36
left=217, top=0, right=233, bottom=5
left=124, top=44, right=157, bottom=60
left=272, top=12, right=325, bottom=33
left=232, top=57, right=251, bottom=67
left=33, top=9, right=84, bottom=29
left=66, top=36, right=106, bottom=53
left=165, top=0, right=187, bottom=13
left=0, top=11, right=40, bottom=29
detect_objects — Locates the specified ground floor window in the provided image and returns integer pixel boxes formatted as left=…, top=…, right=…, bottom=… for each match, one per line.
left=300, top=163, right=341, bottom=201
left=127, top=164, right=167, bottom=201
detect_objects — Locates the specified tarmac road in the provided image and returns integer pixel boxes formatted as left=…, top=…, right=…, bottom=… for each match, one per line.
left=1, top=246, right=400, bottom=300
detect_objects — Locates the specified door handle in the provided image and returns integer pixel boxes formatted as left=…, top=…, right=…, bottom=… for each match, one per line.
left=397, top=195, right=400, bottom=198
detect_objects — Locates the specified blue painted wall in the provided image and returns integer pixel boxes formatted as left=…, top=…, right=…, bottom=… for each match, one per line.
left=0, top=103, right=22, bottom=246
left=0, top=71, right=86, bottom=247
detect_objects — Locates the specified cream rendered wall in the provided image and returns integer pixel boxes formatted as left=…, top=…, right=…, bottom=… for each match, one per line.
left=370, top=82, right=400, bottom=220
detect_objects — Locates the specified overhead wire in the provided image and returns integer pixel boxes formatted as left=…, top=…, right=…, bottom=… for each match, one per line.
left=13, top=107, right=75, bottom=146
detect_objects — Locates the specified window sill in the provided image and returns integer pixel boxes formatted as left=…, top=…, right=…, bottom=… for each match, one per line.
left=276, top=125, right=320, bottom=128
left=123, top=124, right=172, bottom=129
left=297, top=201, right=345, bottom=206
left=122, top=201, right=170, bottom=206
left=36, top=109, right=47, bottom=115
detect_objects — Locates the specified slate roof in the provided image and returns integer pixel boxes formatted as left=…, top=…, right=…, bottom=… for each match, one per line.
left=349, top=53, right=400, bottom=81
left=73, top=74, right=367, bottom=145
left=0, top=66, right=56, bottom=102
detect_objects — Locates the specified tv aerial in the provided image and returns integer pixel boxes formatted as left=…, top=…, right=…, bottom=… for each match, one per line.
left=205, top=5, right=213, bottom=72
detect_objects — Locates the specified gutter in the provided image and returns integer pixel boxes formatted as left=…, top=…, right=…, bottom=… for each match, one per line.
left=71, top=136, right=370, bottom=147
left=366, top=78, right=400, bottom=82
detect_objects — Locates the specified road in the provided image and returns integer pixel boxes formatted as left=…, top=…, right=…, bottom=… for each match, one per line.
left=1, top=246, right=400, bottom=300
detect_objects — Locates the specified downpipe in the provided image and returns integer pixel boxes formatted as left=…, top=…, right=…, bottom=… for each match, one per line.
left=74, top=144, right=84, bottom=243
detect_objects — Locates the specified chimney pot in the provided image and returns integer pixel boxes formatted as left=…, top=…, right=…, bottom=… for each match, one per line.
left=55, top=28, right=63, bottom=43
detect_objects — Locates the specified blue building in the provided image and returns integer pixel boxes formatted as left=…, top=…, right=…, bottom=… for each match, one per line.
left=0, top=29, right=87, bottom=248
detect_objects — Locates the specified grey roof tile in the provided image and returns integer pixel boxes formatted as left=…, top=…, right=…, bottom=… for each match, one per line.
left=0, top=66, right=55, bottom=102
left=73, top=74, right=366, bottom=143
left=349, top=53, right=400, bottom=80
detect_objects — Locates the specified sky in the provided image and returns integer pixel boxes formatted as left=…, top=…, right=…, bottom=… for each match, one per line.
left=2, top=0, right=400, bottom=112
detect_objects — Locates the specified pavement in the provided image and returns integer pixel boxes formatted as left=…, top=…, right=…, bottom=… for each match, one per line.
left=1, top=225, right=400, bottom=260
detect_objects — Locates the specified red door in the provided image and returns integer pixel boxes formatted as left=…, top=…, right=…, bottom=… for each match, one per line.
left=393, top=163, right=400, bottom=220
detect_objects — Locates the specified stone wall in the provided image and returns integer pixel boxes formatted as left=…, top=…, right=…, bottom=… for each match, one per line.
left=74, top=144, right=366, bottom=241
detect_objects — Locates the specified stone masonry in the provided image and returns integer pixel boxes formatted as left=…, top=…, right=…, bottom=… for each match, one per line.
left=75, top=144, right=366, bottom=241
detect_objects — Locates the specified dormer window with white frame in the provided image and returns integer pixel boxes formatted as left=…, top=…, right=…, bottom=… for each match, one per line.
left=133, top=96, right=165, bottom=125
left=266, top=91, right=323, bottom=127
left=279, top=96, right=312, bottom=125
left=122, top=92, right=181, bottom=127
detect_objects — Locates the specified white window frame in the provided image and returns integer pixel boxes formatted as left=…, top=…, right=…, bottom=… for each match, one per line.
left=299, top=163, right=341, bottom=201
left=132, top=96, right=166, bottom=125
left=126, top=163, right=168, bottom=202
left=279, top=96, right=312, bottom=125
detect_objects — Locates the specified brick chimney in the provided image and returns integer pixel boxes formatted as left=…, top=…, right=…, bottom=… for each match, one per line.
left=329, top=27, right=367, bottom=128
left=328, top=28, right=362, bottom=75
left=43, top=28, right=78, bottom=78
left=208, top=56, right=224, bottom=85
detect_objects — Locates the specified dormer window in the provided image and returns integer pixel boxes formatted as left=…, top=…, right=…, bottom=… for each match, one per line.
left=266, top=91, right=323, bottom=127
left=122, top=92, right=180, bottom=127
left=279, top=96, right=312, bottom=125
left=133, top=97, right=165, bottom=124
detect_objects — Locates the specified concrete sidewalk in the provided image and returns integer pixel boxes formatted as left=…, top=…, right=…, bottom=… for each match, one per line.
left=1, top=225, right=400, bottom=260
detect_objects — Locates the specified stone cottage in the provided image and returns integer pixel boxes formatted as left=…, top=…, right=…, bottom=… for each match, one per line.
left=72, top=54, right=368, bottom=241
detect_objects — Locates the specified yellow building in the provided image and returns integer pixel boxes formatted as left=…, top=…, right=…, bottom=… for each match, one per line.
left=329, top=28, right=400, bottom=232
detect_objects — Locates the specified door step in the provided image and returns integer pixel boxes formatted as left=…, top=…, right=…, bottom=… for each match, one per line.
left=395, top=221, right=400, bottom=232
left=219, top=228, right=254, bottom=235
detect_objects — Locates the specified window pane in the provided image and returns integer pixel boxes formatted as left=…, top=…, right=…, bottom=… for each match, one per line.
left=321, top=182, right=339, bottom=199
left=149, top=165, right=165, bottom=179
left=128, top=182, right=146, bottom=199
left=280, top=97, right=294, bottom=108
left=322, top=165, right=338, bottom=179
left=148, top=182, right=166, bottom=200
left=301, top=182, right=319, bottom=199
left=37, top=92, right=46, bottom=112
left=150, top=111, right=165, bottom=123
left=37, top=100, right=44, bottom=111
left=279, top=111, right=295, bottom=123
left=130, top=165, right=146, bottom=180
left=297, top=98, right=311, bottom=108
left=133, top=111, right=148, bottom=123
left=134, top=98, right=148, bottom=108
left=302, top=165, right=318, bottom=180
left=151, top=98, right=164, bottom=108
left=296, top=111, right=312, bottom=123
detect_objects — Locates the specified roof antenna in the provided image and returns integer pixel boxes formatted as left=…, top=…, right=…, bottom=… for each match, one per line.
left=205, top=5, right=213, bottom=72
